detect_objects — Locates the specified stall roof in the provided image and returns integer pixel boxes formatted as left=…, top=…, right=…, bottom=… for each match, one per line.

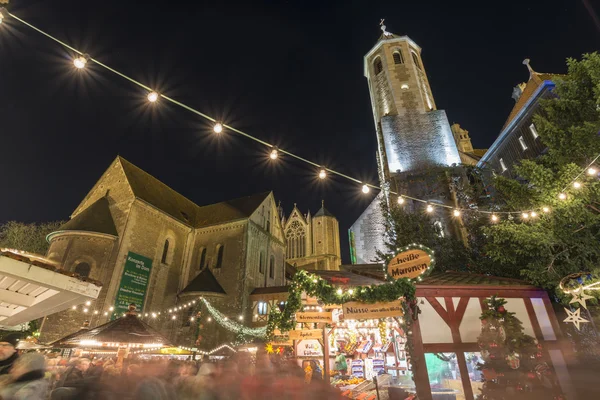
left=0, top=251, right=102, bottom=327
left=417, top=271, right=537, bottom=288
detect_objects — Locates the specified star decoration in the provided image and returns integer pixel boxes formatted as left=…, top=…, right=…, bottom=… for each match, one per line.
left=265, top=343, right=274, bottom=354
left=563, top=307, right=589, bottom=331
left=569, top=287, right=594, bottom=310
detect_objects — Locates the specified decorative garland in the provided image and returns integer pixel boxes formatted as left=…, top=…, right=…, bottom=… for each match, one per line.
left=266, top=270, right=416, bottom=337
left=201, top=298, right=266, bottom=339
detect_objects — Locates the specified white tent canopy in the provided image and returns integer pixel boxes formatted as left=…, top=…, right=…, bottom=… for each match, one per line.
left=0, top=250, right=102, bottom=327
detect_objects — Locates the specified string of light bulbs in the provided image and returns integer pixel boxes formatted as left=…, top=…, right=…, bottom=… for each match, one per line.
left=2, top=11, right=600, bottom=223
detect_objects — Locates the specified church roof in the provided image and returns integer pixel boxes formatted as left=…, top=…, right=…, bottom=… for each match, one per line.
left=118, top=157, right=200, bottom=226
left=180, top=267, right=226, bottom=296
left=314, top=202, right=335, bottom=218
left=501, top=62, right=558, bottom=130
left=194, top=192, right=271, bottom=228
left=57, top=197, right=118, bottom=236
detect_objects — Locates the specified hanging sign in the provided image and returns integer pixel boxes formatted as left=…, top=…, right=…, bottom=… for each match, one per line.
left=272, top=330, right=293, bottom=346
left=289, top=329, right=323, bottom=340
left=342, top=301, right=403, bottom=320
left=296, top=311, right=333, bottom=323
left=387, top=245, right=433, bottom=280
left=113, top=252, right=153, bottom=317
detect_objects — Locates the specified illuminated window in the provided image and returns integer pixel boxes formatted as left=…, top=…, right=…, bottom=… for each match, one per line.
left=393, top=51, right=404, bottom=64
left=374, top=58, right=383, bottom=75
left=529, top=123, right=538, bottom=139
left=215, top=245, right=224, bottom=268
left=519, top=136, right=528, bottom=150
left=500, top=158, right=507, bottom=172
left=411, top=50, right=421, bottom=70
left=286, top=221, right=306, bottom=259
left=257, top=302, right=268, bottom=315
left=161, top=240, right=170, bottom=264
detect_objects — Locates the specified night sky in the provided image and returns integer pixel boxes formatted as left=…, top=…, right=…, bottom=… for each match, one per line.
left=0, top=0, right=598, bottom=263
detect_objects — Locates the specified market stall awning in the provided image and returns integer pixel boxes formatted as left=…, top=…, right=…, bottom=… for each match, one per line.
left=51, top=306, right=172, bottom=348
left=0, top=250, right=102, bottom=327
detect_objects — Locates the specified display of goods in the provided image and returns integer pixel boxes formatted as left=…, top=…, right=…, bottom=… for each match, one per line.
left=331, top=377, right=365, bottom=387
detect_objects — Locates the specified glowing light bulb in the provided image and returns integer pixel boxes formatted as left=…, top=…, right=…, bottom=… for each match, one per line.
left=522, top=213, right=529, bottom=219
left=190, top=317, right=195, bottom=321
left=336, top=288, right=343, bottom=295
left=559, top=193, right=567, bottom=200
left=73, top=56, right=87, bottom=69
left=362, top=184, right=370, bottom=194
left=207, top=317, right=212, bottom=322
left=348, top=289, right=354, bottom=295
left=85, top=301, right=91, bottom=306
left=83, top=308, right=89, bottom=313
left=269, top=148, right=278, bottom=160
left=213, top=122, right=223, bottom=133
left=104, top=312, right=108, bottom=316
left=453, top=209, right=461, bottom=217
left=152, top=313, right=157, bottom=318
left=147, top=91, right=159, bottom=103
left=172, top=315, right=176, bottom=320
left=573, top=181, right=582, bottom=189
left=530, top=211, right=538, bottom=218
left=426, top=204, right=434, bottom=213
left=238, top=315, right=243, bottom=321
left=542, top=207, right=550, bottom=213
left=72, top=305, right=77, bottom=310
left=319, top=169, right=327, bottom=179
left=0, top=11, right=4, bottom=25
left=588, top=167, right=597, bottom=176
left=397, top=196, right=405, bottom=205
left=223, top=317, right=228, bottom=321
left=94, top=310, right=99, bottom=315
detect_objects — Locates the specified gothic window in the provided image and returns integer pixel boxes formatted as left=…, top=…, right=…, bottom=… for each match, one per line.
left=161, top=240, right=170, bottom=264
left=374, top=58, right=383, bottom=75
left=393, top=51, right=404, bottom=64
left=199, top=248, right=207, bottom=270
left=215, top=245, right=224, bottom=268
left=411, top=51, right=421, bottom=70
left=74, top=262, right=91, bottom=278
left=259, top=251, right=265, bottom=274
left=285, top=221, right=306, bottom=259
left=269, top=255, right=275, bottom=279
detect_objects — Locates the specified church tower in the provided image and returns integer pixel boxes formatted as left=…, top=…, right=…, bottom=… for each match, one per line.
left=350, top=22, right=462, bottom=264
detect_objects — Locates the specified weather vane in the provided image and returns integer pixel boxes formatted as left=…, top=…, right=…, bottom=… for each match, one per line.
left=380, top=19, right=392, bottom=37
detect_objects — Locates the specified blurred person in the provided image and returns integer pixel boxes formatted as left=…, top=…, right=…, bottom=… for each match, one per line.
left=56, top=357, right=91, bottom=387
left=0, top=353, right=48, bottom=400
left=0, top=333, right=21, bottom=375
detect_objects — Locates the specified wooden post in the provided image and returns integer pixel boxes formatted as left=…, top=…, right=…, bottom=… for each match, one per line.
left=323, top=326, right=330, bottom=380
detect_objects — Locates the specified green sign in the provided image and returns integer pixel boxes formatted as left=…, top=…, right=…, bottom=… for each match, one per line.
left=113, top=252, right=153, bottom=317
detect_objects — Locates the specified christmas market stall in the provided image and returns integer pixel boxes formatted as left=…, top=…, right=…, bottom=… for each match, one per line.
left=265, top=244, right=575, bottom=400
left=50, top=304, right=171, bottom=362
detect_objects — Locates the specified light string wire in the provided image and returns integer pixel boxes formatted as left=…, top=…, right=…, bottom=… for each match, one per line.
left=4, top=12, right=600, bottom=219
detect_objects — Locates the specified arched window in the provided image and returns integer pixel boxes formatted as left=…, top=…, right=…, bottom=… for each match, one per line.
left=411, top=51, right=421, bottom=70
left=74, top=262, right=91, bottom=278
left=393, top=51, right=404, bottom=64
left=161, top=240, right=170, bottom=264
left=199, top=248, right=207, bottom=270
left=285, top=221, right=306, bottom=259
left=259, top=251, right=265, bottom=274
left=269, top=255, right=275, bottom=279
left=215, top=245, right=224, bottom=268
left=374, top=58, right=383, bottom=75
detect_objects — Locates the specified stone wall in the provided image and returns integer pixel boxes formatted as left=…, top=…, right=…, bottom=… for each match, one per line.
left=348, top=193, right=387, bottom=264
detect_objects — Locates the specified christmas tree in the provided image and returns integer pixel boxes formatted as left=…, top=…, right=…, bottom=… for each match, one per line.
left=477, top=296, right=564, bottom=400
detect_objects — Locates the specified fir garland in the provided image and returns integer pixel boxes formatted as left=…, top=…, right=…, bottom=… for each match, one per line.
left=266, top=269, right=416, bottom=337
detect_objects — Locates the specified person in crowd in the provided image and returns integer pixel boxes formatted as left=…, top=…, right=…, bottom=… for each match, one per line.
left=0, top=353, right=48, bottom=400
left=0, top=333, right=21, bottom=375
left=56, top=357, right=91, bottom=387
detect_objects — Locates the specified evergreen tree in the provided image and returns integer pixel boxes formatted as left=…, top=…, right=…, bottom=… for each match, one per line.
left=477, top=296, right=564, bottom=400
left=480, top=53, right=600, bottom=297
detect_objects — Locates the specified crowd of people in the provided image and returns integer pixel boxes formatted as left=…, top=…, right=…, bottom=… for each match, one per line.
left=0, top=334, right=345, bottom=400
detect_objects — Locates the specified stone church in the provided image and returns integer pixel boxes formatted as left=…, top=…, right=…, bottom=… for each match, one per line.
left=281, top=202, right=341, bottom=271
left=40, top=156, right=289, bottom=342
left=349, top=24, right=467, bottom=264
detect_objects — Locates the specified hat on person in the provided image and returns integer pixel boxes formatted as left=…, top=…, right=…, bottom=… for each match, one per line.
left=0, top=333, right=21, bottom=347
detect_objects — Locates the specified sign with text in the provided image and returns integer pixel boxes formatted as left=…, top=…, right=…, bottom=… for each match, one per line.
left=387, top=248, right=432, bottom=280
left=288, top=329, right=323, bottom=340
left=272, top=330, right=293, bottom=346
left=342, top=301, right=403, bottom=320
left=296, top=311, right=333, bottom=323
left=113, top=252, right=153, bottom=317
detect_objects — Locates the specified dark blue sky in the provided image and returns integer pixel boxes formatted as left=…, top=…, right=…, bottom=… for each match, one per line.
left=0, top=0, right=598, bottom=262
